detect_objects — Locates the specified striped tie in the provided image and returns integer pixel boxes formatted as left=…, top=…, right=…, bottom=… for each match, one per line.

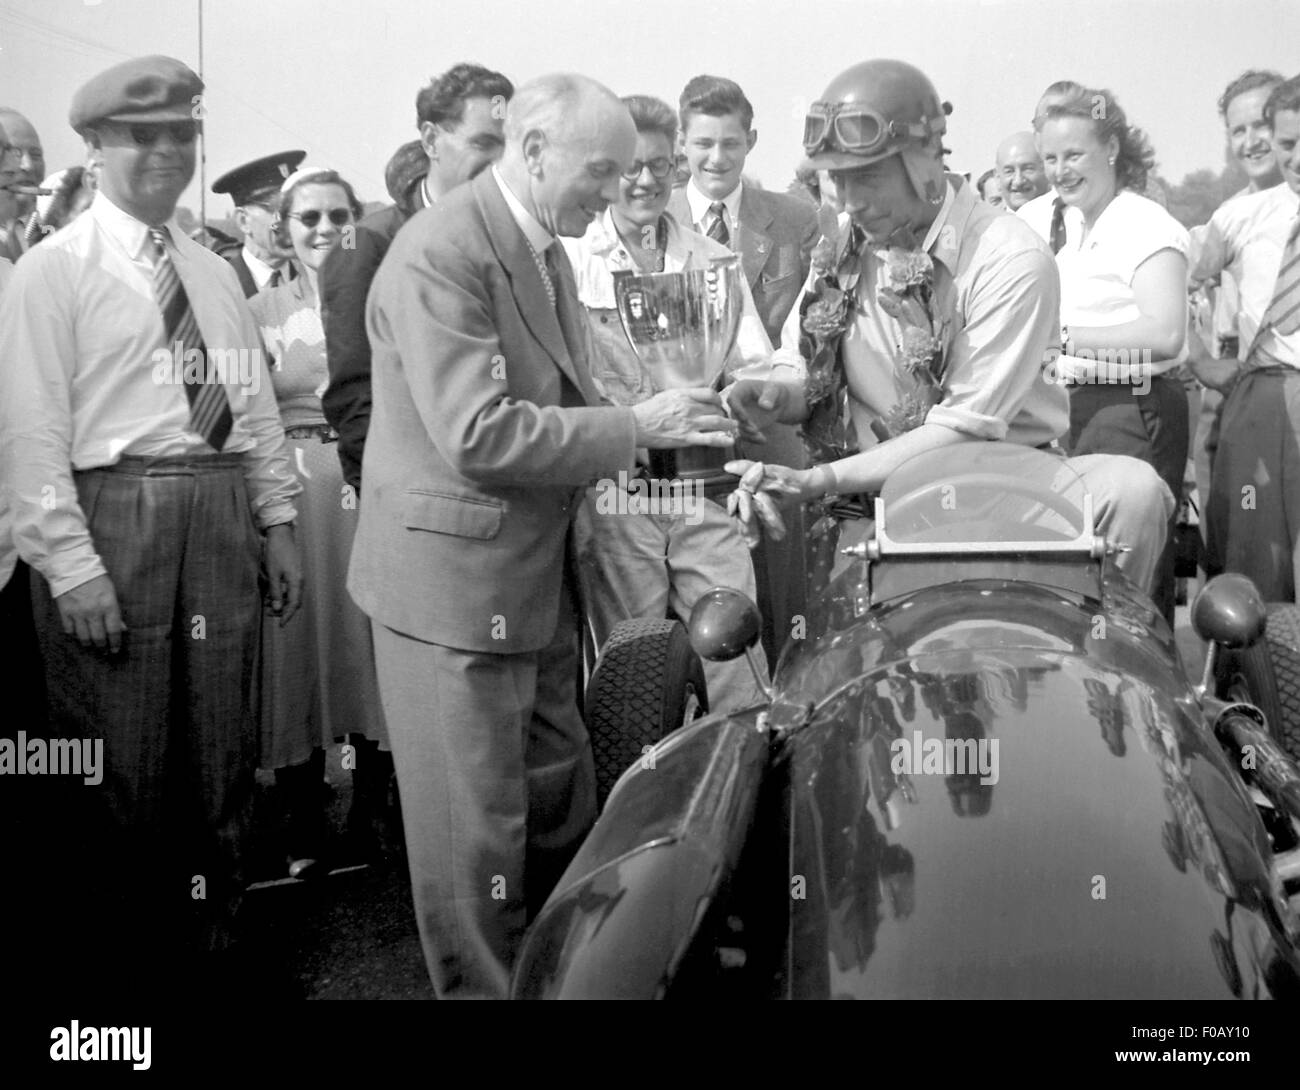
left=1261, top=214, right=1300, bottom=337
left=149, top=226, right=233, bottom=450
left=706, top=201, right=730, bottom=246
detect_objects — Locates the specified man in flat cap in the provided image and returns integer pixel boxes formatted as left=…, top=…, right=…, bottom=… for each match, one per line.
left=0, top=54, right=302, bottom=986
left=211, top=149, right=305, bottom=297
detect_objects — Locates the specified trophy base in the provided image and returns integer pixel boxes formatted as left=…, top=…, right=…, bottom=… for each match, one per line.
left=647, top=445, right=738, bottom=502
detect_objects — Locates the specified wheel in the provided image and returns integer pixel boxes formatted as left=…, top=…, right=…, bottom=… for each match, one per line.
left=584, top=619, right=709, bottom=810
left=1216, top=602, right=1300, bottom=762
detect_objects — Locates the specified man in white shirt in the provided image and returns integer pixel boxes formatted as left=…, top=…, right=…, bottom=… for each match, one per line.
left=210, top=149, right=305, bottom=297
left=0, top=55, right=302, bottom=985
left=727, top=60, right=1172, bottom=596
left=1190, top=74, right=1300, bottom=601
left=994, top=131, right=1048, bottom=213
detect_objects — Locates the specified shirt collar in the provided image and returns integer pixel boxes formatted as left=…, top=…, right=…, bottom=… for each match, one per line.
left=685, top=178, right=742, bottom=230
left=241, top=245, right=277, bottom=283
left=492, top=166, right=555, bottom=254
left=90, top=191, right=183, bottom=262
left=915, top=176, right=970, bottom=274
left=421, top=174, right=435, bottom=209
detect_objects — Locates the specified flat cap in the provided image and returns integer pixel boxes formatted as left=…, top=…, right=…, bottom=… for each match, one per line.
left=212, top=150, right=307, bottom=205
left=69, top=54, right=204, bottom=134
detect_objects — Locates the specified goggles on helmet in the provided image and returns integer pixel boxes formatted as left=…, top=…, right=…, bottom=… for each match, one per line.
left=803, top=101, right=945, bottom=159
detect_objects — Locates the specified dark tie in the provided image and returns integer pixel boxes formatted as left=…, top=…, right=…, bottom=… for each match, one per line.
left=545, top=245, right=602, bottom=404
left=706, top=201, right=730, bottom=246
left=267, top=268, right=283, bottom=289
left=1049, top=197, right=1067, bottom=255
left=1261, top=214, right=1300, bottom=336
left=149, top=226, right=233, bottom=450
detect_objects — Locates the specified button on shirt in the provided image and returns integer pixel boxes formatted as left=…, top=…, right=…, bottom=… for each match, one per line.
left=1190, top=181, right=1300, bottom=370
left=561, top=209, right=774, bottom=406
left=0, top=191, right=300, bottom=596
left=1055, top=189, right=1190, bottom=381
left=774, top=175, right=1069, bottom=448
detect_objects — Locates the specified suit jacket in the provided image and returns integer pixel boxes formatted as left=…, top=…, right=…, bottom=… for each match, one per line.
left=669, top=185, right=819, bottom=347
left=319, top=202, right=412, bottom=491
left=348, top=171, right=637, bottom=654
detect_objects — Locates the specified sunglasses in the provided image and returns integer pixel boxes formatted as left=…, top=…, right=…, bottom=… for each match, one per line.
left=803, top=102, right=943, bottom=158
left=621, top=157, right=674, bottom=181
left=286, top=208, right=354, bottom=228
left=119, top=123, right=201, bottom=147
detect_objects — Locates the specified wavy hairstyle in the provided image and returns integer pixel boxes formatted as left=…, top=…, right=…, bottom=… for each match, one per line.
left=1039, top=85, right=1156, bottom=194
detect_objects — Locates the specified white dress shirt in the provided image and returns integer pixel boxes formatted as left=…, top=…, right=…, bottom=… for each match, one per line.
left=1054, top=189, right=1189, bottom=381
left=684, top=178, right=742, bottom=238
left=1190, top=181, right=1300, bottom=370
left=560, top=208, right=773, bottom=406
left=774, top=177, right=1069, bottom=448
left=1018, top=189, right=1082, bottom=247
left=241, top=244, right=281, bottom=292
left=492, top=166, right=555, bottom=255
left=0, top=255, right=15, bottom=591
left=0, top=191, right=300, bottom=596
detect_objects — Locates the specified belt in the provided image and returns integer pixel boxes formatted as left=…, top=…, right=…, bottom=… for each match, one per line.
left=86, top=452, right=245, bottom=476
left=284, top=424, right=338, bottom=443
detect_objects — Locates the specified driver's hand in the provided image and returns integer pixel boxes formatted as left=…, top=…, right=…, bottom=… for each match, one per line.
left=724, top=460, right=807, bottom=547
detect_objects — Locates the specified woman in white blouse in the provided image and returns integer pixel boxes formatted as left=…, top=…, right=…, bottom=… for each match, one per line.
left=1037, top=87, right=1189, bottom=624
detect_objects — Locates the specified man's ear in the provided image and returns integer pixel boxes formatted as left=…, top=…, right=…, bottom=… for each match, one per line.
left=233, top=206, right=250, bottom=233
left=419, top=120, right=439, bottom=163
left=746, top=128, right=758, bottom=154
left=521, top=128, right=547, bottom=176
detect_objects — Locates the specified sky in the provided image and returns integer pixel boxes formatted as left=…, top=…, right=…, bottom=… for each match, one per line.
left=0, top=0, right=1296, bottom=220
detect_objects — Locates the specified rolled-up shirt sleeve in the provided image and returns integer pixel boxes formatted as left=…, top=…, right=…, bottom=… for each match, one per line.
left=725, top=275, right=777, bottom=382
left=1188, top=214, right=1230, bottom=285
left=228, top=289, right=300, bottom=529
left=926, top=246, right=1060, bottom=440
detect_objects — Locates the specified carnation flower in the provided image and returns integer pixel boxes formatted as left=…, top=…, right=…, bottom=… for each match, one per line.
left=803, top=298, right=847, bottom=339
left=885, top=249, right=933, bottom=291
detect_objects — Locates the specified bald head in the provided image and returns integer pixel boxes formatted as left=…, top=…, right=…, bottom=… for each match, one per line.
left=0, top=108, right=44, bottom=219
left=499, top=73, right=635, bottom=238
left=994, top=130, right=1047, bottom=211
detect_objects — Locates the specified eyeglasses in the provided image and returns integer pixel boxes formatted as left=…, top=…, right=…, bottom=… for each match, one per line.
left=285, top=208, right=353, bottom=228
left=621, top=157, right=674, bottom=181
left=119, top=123, right=200, bottom=147
left=803, top=102, right=943, bottom=158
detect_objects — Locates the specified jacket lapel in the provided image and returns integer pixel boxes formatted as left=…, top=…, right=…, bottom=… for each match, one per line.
left=736, top=188, right=774, bottom=287
left=474, top=173, right=588, bottom=397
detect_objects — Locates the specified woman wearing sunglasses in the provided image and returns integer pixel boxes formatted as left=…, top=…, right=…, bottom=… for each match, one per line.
left=561, top=94, right=776, bottom=715
left=249, top=167, right=390, bottom=878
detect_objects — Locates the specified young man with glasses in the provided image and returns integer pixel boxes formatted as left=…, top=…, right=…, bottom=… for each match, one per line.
left=211, top=149, right=306, bottom=297
left=561, top=93, right=775, bottom=713
left=0, top=55, right=302, bottom=996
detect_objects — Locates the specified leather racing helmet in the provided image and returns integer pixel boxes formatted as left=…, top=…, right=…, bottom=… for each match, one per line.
left=803, top=59, right=952, bottom=205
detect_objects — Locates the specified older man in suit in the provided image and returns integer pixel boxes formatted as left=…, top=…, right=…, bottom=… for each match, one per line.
left=668, top=75, right=820, bottom=665
left=349, top=73, right=737, bottom=999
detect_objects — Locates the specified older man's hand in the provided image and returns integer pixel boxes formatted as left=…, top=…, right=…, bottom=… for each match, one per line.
left=55, top=573, right=127, bottom=653
left=632, top=387, right=738, bottom=449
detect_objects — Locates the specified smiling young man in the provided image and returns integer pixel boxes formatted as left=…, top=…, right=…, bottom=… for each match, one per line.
left=350, top=73, right=738, bottom=998
left=1190, top=74, right=1300, bottom=601
left=320, top=62, right=513, bottom=496
left=725, top=59, right=1172, bottom=596
left=0, top=55, right=301, bottom=988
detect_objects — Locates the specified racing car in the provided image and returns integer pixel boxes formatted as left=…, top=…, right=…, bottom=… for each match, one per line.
left=512, top=441, right=1300, bottom=999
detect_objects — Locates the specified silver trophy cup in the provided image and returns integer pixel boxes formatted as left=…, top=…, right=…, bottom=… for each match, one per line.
left=612, top=255, right=745, bottom=492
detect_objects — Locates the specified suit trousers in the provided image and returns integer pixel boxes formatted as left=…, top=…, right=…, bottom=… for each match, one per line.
left=372, top=576, right=596, bottom=999
left=29, top=454, right=261, bottom=959
left=1205, top=369, right=1300, bottom=602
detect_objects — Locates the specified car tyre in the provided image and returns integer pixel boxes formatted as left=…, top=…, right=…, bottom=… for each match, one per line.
left=584, top=619, right=709, bottom=810
left=1216, top=602, right=1300, bottom=762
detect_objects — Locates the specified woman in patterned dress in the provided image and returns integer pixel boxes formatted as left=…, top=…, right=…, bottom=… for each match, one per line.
left=250, top=167, right=390, bottom=877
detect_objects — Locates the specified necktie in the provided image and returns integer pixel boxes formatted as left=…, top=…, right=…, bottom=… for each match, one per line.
left=1049, top=197, right=1067, bottom=256
left=706, top=201, right=730, bottom=246
left=149, top=226, right=233, bottom=450
left=267, top=268, right=283, bottom=289
left=1261, top=214, right=1300, bottom=337
left=525, top=236, right=556, bottom=307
